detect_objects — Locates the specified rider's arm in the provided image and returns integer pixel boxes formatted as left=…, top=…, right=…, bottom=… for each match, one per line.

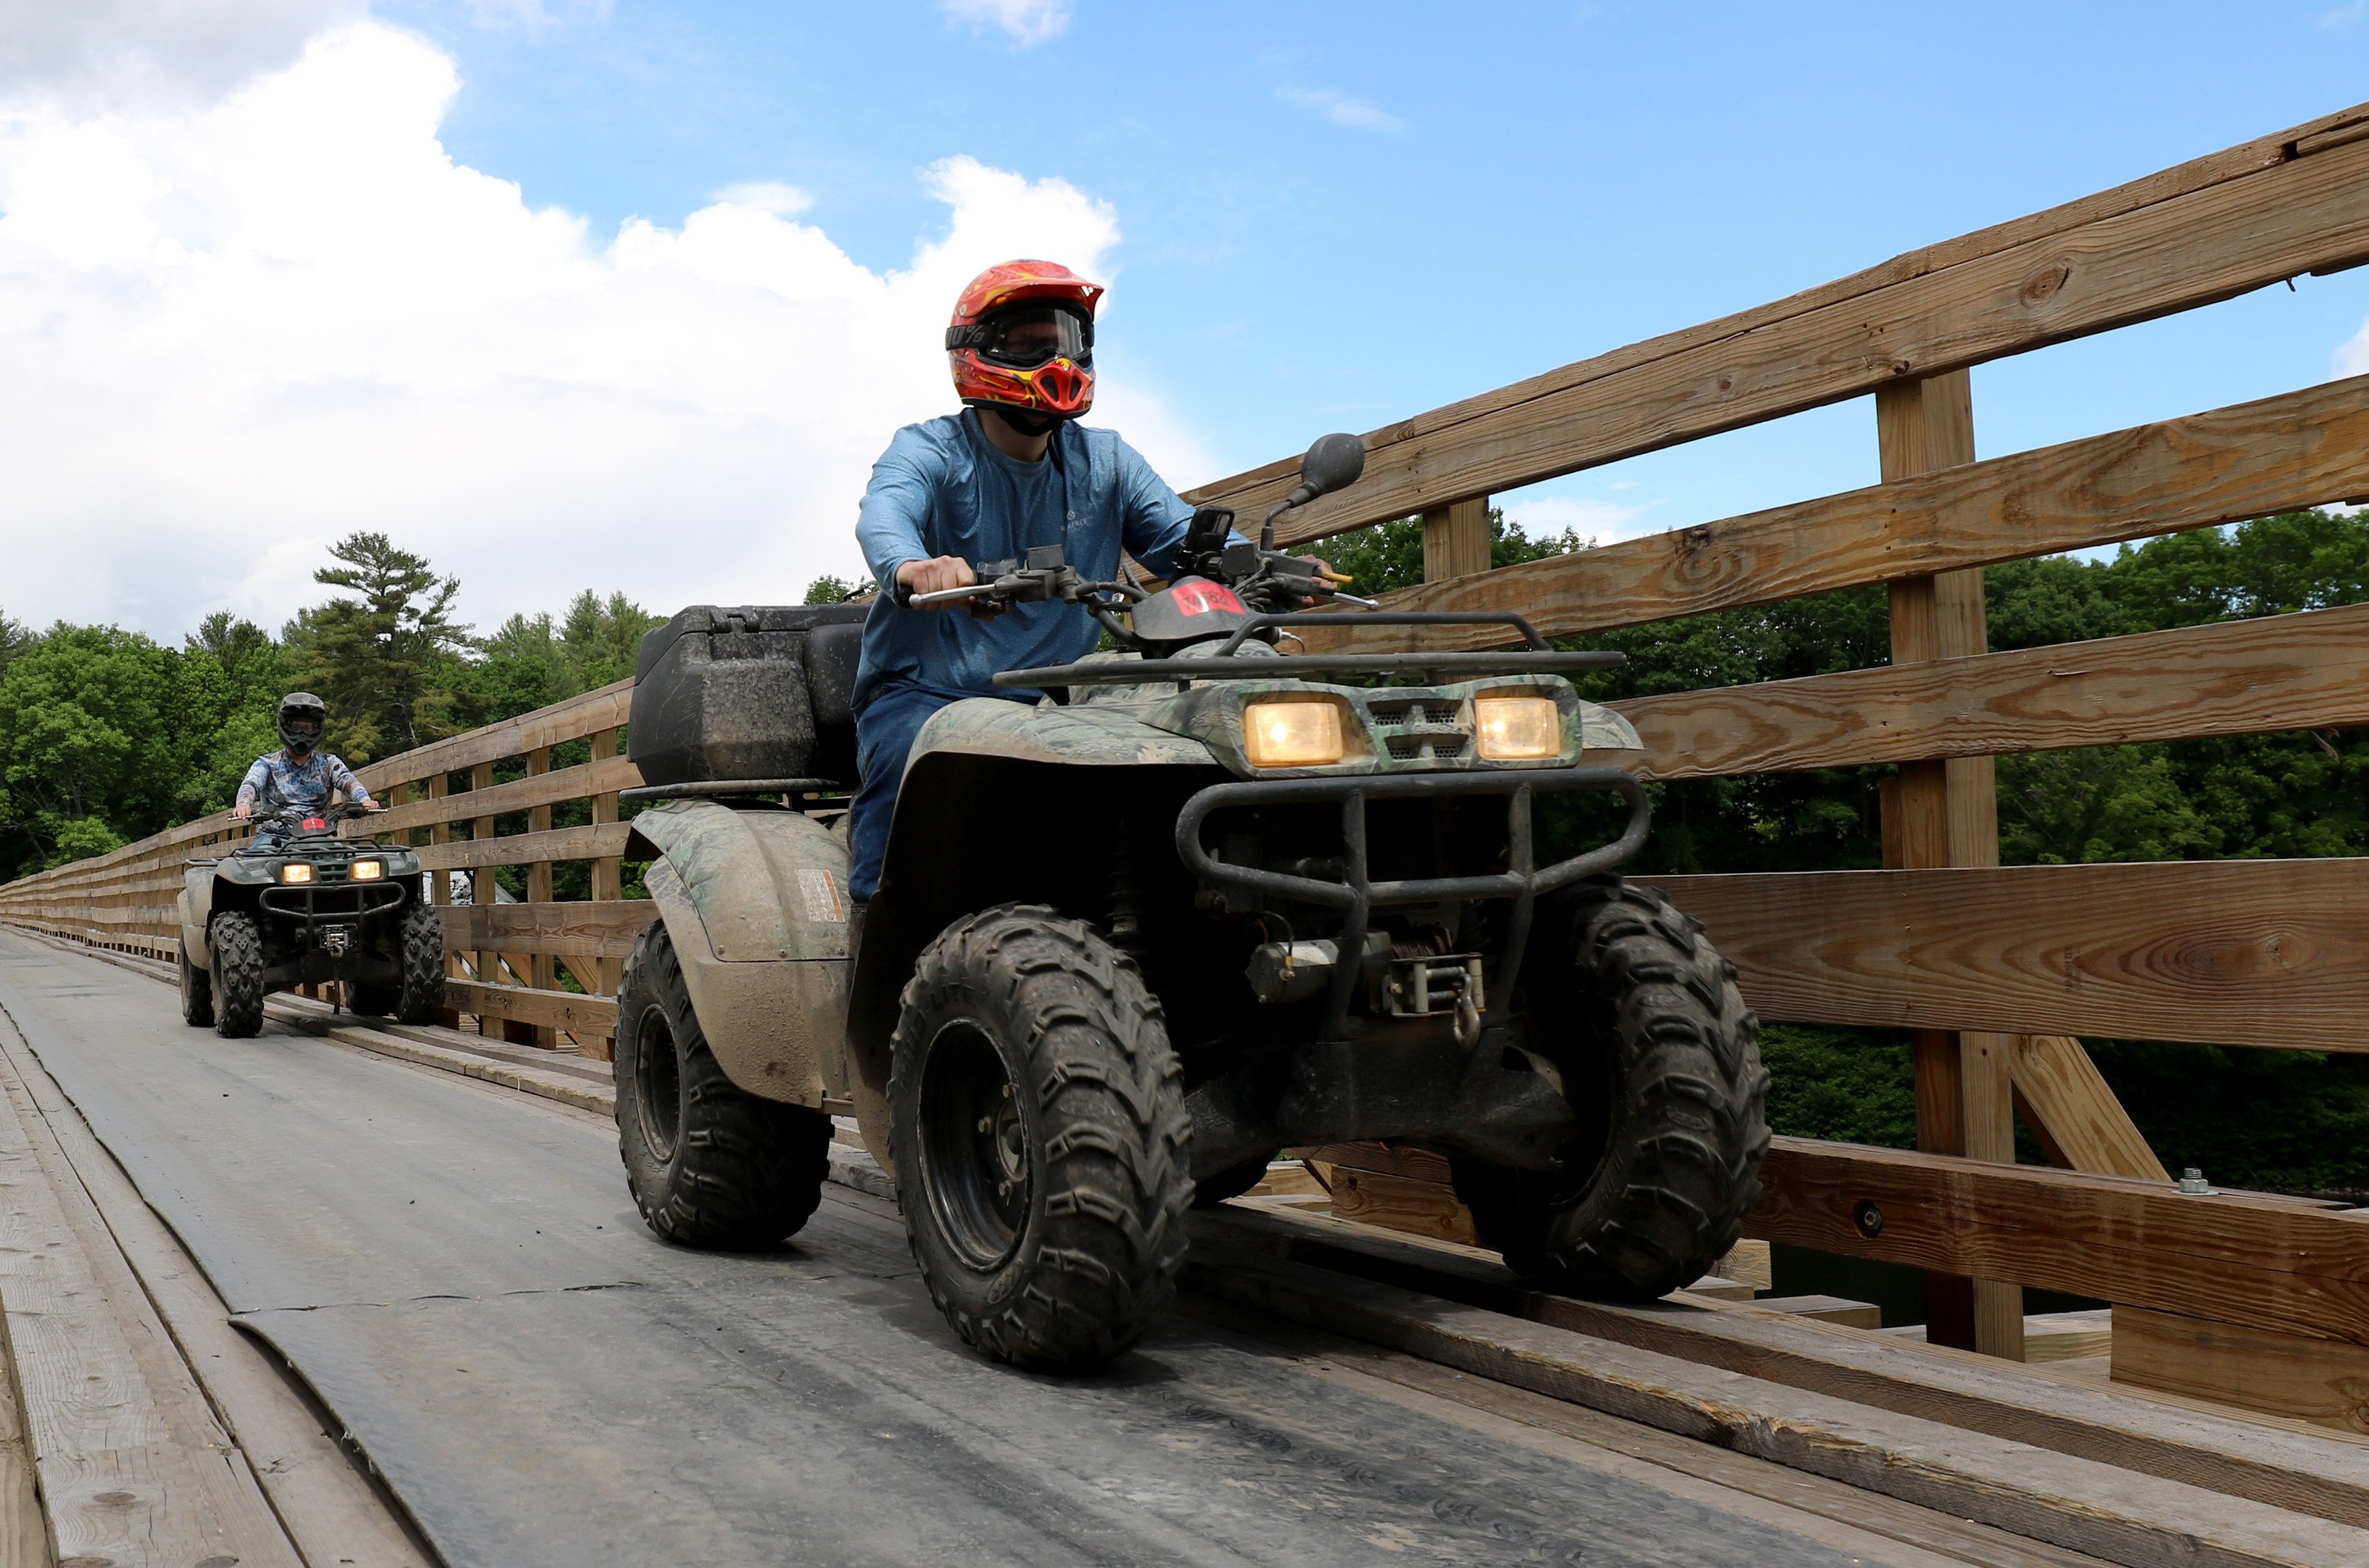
left=232, top=758, right=270, bottom=817
left=327, top=756, right=374, bottom=808
left=857, top=441, right=977, bottom=607
left=1113, top=441, right=1199, bottom=580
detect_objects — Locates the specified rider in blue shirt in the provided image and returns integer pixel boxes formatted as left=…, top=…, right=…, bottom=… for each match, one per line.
left=847, top=260, right=1195, bottom=904
left=232, top=693, right=374, bottom=835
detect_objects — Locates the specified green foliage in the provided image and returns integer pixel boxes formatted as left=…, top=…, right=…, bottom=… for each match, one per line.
left=1318, top=507, right=1579, bottom=596
left=805, top=575, right=867, bottom=605
left=45, top=816, right=126, bottom=868
left=0, top=625, right=181, bottom=872
left=1759, top=1025, right=1917, bottom=1150
left=283, top=531, right=471, bottom=762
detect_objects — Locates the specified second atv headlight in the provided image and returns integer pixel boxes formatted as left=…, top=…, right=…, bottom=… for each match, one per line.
left=350, top=859, right=384, bottom=880
left=1243, top=700, right=1346, bottom=767
left=1476, top=696, right=1561, bottom=760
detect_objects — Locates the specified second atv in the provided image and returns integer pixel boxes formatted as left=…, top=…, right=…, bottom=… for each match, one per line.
left=612, top=433, right=1769, bottom=1371
left=176, top=803, right=444, bottom=1038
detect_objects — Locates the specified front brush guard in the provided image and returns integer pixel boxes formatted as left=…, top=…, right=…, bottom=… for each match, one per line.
left=1175, top=767, right=1650, bottom=1038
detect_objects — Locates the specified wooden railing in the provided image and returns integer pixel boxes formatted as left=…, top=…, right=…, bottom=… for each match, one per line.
left=0, top=681, right=644, bottom=1057
left=10, top=97, right=2369, bottom=1422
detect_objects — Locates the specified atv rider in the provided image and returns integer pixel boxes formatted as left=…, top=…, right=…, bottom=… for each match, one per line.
left=231, top=692, right=374, bottom=840
left=845, top=259, right=1200, bottom=905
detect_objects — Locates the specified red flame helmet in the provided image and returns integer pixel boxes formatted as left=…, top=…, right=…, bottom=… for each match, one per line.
left=944, top=259, right=1103, bottom=420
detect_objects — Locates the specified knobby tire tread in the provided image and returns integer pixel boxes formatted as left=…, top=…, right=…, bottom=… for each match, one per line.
left=394, top=901, right=445, bottom=1025
left=614, top=921, right=831, bottom=1250
left=890, top=904, right=1192, bottom=1371
left=1457, top=875, right=1769, bottom=1300
left=211, top=913, right=266, bottom=1039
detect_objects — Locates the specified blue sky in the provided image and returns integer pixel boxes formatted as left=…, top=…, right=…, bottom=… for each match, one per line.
left=6, top=2, right=2369, bottom=630
left=390, top=0, right=2369, bottom=537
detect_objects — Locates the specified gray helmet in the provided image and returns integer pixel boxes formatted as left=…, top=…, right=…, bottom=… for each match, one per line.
left=276, top=692, right=328, bottom=756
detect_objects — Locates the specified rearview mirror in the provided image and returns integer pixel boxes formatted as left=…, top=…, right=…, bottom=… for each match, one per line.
left=1295, top=433, right=1365, bottom=503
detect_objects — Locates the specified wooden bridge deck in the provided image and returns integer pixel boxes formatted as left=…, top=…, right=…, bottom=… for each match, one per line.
left=0, top=928, right=2360, bottom=1567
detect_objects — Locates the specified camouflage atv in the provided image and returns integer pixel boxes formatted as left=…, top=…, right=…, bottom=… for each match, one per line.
left=177, top=802, right=443, bottom=1038
left=614, top=434, right=1769, bottom=1371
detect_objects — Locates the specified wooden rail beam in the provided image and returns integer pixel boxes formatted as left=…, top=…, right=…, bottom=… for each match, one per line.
left=1746, top=1136, right=2369, bottom=1349
left=1643, top=857, right=2369, bottom=1051
left=1303, top=373, right=2369, bottom=651
left=1188, top=103, right=2369, bottom=544
left=1610, top=598, right=2369, bottom=779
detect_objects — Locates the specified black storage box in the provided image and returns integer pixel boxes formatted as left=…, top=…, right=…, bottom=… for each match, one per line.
left=629, top=604, right=869, bottom=788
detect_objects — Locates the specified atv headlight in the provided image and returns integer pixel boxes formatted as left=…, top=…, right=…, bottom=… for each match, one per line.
left=1243, top=700, right=1345, bottom=767
left=1476, top=696, right=1561, bottom=760
left=279, top=862, right=314, bottom=884
left=350, top=859, right=384, bottom=881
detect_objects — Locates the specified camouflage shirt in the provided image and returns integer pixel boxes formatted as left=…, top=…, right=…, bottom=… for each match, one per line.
left=235, top=750, right=374, bottom=812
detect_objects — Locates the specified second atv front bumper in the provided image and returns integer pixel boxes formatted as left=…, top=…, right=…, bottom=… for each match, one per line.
left=1174, top=766, right=1650, bottom=1037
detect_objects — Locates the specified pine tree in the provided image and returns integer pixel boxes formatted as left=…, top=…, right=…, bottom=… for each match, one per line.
left=284, top=533, right=471, bottom=761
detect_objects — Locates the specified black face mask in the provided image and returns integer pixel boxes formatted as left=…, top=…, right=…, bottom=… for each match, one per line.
left=991, top=407, right=1060, bottom=438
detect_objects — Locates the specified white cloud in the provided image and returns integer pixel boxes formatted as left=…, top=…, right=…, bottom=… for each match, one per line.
left=942, top=0, right=1072, bottom=47
left=2322, top=1, right=2369, bottom=28
left=0, top=21, right=1212, bottom=639
left=1497, top=495, right=1655, bottom=544
left=0, top=0, right=352, bottom=103
left=2338, top=320, right=2369, bottom=376
left=1275, top=85, right=1406, bottom=135
left=711, top=179, right=813, bottom=217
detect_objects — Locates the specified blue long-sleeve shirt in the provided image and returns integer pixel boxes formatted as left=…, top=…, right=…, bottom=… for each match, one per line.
left=851, top=411, right=1196, bottom=714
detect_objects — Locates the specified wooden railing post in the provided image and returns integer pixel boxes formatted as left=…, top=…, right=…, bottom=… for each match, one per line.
left=1421, top=497, right=1490, bottom=583
left=587, top=726, right=623, bottom=1063
left=470, top=761, right=498, bottom=1030
left=1875, top=368, right=2023, bottom=1361
left=523, top=746, right=557, bottom=1047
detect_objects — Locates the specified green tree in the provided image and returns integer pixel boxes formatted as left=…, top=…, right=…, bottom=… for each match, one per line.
left=804, top=575, right=865, bottom=606
left=0, top=625, right=179, bottom=876
left=555, top=591, right=661, bottom=690
left=284, top=533, right=471, bottom=761
left=0, top=611, right=31, bottom=672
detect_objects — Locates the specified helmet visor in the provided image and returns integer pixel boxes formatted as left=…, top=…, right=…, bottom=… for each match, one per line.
left=962, top=304, right=1091, bottom=369
left=282, top=715, right=322, bottom=743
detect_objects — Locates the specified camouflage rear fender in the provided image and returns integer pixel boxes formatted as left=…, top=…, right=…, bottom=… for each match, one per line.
left=626, top=801, right=868, bottom=1134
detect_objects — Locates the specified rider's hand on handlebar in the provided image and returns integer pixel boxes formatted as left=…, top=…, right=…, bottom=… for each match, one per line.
left=896, top=556, right=977, bottom=608
left=232, top=801, right=253, bottom=820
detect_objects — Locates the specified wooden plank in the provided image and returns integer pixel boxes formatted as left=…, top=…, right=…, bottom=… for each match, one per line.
left=1643, top=857, right=2369, bottom=1051
left=353, top=681, right=633, bottom=795
left=0, top=1026, right=301, bottom=1567
left=370, top=751, right=640, bottom=837
left=1747, top=1136, right=2369, bottom=1349
left=411, top=820, right=633, bottom=872
left=1323, top=1165, right=1480, bottom=1246
left=434, top=900, right=654, bottom=959
left=1186, top=1238, right=2369, bottom=1568
left=1200, top=1200, right=2369, bottom=1532
left=1421, top=497, right=1490, bottom=582
left=2114, top=1306, right=2369, bottom=1433
left=1189, top=116, right=2369, bottom=546
left=1615, top=600, right=2369, bottom=779
left=443, top=979, right=619, bottom=1035
left=0, top=1020, right=431, bottom=1567
left=1753, top=1295, right=1883, bottom=1330
left=1304, top=373, right=2369, bottom=652
left=2013, top=1035, right=2171, bottom=1182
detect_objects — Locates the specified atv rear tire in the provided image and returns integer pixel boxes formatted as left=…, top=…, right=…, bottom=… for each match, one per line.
left=393, top=900, right=445, bottom=1025
left=614, top=919, right=831, bottom=1248
left=889, top=904, right=1192, bottom=1371
left=178, top=940, right=214, bottom=1028
left=210, top=913, right=266, bottom=1039
left=1452, top=876, right=1767, bottom=1301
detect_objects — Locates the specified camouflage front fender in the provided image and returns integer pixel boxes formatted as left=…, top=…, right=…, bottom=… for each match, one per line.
left=906, top=696, right=1217, bottom=774
left=626, top=801, right=867, bottom=1134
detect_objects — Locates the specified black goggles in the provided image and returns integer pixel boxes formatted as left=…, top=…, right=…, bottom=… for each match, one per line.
left=944, top=303, right=1094, bottom=369
left=283, top=717, right=323, bottom=739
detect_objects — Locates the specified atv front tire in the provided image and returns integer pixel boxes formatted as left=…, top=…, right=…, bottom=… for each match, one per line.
left=1452, top=876, right=1767, bottom=1300
left=393, top=901, right=445, bottom=1025
left=178, top=940, right=214, bottom=1028
left=210, top=913, right=266, bottom=1039
left=614, top=919, right=831, bottom=1248
left=890, top=905, right=1192, bottom=1371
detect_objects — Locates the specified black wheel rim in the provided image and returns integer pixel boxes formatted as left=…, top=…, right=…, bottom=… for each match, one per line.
left=633, top=1003, right=683, bottom=1163
left=916, top=1018, right=1030, bottom=1271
